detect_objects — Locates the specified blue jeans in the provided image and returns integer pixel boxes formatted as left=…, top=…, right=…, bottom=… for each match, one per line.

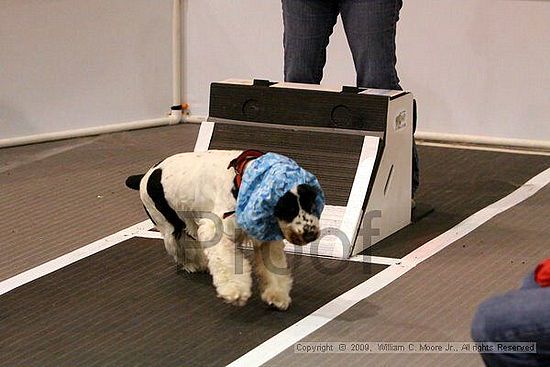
left=282, top=0, right=419, bottom=196
left=471, top=272, right=550, bottom=366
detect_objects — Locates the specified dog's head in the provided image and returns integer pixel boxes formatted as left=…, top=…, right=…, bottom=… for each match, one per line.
left=274, top=184, right=321, bottom=246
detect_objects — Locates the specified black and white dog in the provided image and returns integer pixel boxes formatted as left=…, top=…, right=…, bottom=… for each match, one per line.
left=125, top=150, right=323, bottom=310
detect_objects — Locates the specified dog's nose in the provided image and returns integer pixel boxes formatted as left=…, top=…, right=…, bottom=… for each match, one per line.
left=303, top=227, right=319, bottom=243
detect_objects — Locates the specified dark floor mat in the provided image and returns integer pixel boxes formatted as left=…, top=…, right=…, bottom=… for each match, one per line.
left=0, top=124, right=200, bottom=281
left=0, top=237, right=385, bottom=367
left=1, top=124, right=549, bottom=367
left=364, top=146, right=549, bottom=258
left=268, top=181, right=550, bottom=367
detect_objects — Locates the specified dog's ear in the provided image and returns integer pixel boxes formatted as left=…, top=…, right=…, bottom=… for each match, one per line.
left=274, top=191, right=300, bottom=223
left=296, top=184, right=318, bottom=214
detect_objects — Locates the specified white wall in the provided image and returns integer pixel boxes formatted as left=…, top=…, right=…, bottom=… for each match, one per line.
left=184, top=0, right=550, bottom=142
left=182, top=1, right=351, bottom=115
left=1, top=0, right=549, bottom=143
left=398, top=0, right=550, bottom=140
left=0, top=0, right=172, bottom=140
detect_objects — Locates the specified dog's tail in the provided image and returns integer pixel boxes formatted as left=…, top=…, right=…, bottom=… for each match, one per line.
left=125, top=174, right=145, bottom=190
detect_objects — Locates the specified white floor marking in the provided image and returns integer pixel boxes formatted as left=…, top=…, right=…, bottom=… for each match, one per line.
left=135, top=230, right=163, bottom=240
left=227, top=167, right=550, bottom=367
left=0, top=220, right=154, bottom=296
left=137, top=228, right=401, bottom=266
left=266, top=247, right=399, bottom=266
left=417, top=141, right=550, bottom=156
left=348, top=255, right=402, bottom=266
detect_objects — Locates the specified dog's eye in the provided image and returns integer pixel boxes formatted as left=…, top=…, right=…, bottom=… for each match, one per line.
left=274, top=192, right=299, bottom=222
left=297, top=184, right=319, bottom=214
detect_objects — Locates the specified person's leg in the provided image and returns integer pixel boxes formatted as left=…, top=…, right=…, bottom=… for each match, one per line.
left=339, top=0, right=402, bottom=90
left=282, top=0, right=339, bottom=83
left=340, top=0, right=418, bottom=197
left=471, top=283, right=550, bottom=366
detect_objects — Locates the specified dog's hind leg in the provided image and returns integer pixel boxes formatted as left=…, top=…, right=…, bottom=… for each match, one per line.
left=150, top=220, right=186, bottom=271
left=142, top=167, right=192, bottom=271
left=253, top=240, right=293, bottom=311
left=177, top=233, right=208, bottom=273
left=197, top=218, right=252, bottom=306
left=168, top=216, right=206, bottom=273
left=160, top=229, right=180, bottom=265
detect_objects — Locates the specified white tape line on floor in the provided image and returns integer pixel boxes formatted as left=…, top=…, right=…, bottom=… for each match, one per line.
left=0, top=220, right=154, bottom=296
left=227, top=167, right=550, bottom=367
left=135, top=230, right=164, bottom=240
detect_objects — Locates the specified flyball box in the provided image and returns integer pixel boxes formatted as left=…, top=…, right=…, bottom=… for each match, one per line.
left=194, top=79, right=413, bottom=258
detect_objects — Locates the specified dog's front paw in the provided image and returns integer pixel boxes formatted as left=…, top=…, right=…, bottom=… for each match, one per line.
left=216, top=281, right=252, bottom=306
left=261, top=287, right=291, bottom=311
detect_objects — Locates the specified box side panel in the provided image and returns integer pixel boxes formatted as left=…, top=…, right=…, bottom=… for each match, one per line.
left=353, top=93, right=413, bottom=255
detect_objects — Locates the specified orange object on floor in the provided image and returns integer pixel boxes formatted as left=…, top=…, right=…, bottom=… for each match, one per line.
left=534, top=258, right=550, bottom=287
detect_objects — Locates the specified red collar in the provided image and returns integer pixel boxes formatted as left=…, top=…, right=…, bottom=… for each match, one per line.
left=228, top=149, right=264, bottom=190
left=224, top=149, right=264, bottom=219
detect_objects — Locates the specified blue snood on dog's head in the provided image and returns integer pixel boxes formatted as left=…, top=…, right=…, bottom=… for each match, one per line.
left=235, top=153, right=325, bottom=242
